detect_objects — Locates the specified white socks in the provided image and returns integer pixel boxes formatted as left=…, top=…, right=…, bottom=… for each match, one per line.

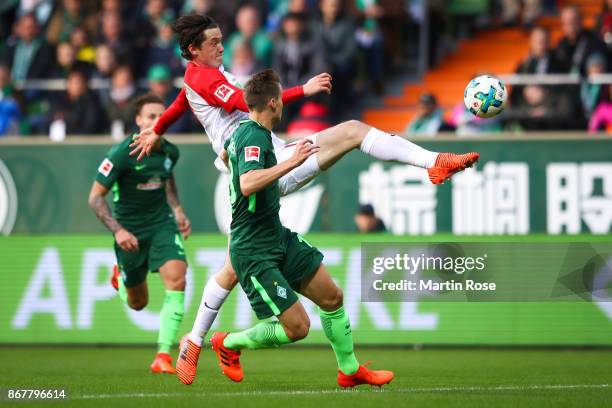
left=188, top=276, right=230, bottom=346
left=360, top=128, right=439, bottom=169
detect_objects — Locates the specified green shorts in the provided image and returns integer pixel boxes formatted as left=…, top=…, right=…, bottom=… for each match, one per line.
left=114, top=223, right=187, bottom=288
left=231, top=227, right=324, bottom=320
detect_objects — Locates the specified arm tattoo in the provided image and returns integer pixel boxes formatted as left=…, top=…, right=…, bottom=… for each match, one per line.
left=89, top=194, right=123, bottom=233
left=166, top=174, right=181, bottom=210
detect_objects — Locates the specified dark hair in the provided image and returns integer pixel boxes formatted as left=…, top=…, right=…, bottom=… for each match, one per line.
left=244, top=69, right=282, bottom=111
left=172, top=13, right=219, bottom=60
left=134, top=93, right=165, bottom=115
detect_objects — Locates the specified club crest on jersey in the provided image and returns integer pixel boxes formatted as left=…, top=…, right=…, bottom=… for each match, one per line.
left=164, top=157, right=172, bottom=172
left=98, top=158, right=113, bottom=177
left=214, top=84, right=235, bottom=102
left=245, top=146, right=260, bottom=162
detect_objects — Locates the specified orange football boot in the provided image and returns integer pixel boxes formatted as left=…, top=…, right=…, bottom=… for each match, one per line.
left=337, top=364, right=394, bottom=388
left=150, top=352, right=176, bottom=374
left=427, top=152, right=480, bottom=185
left=210, top=332, right=244, bottom=382
left=176, top=334, right=201, bottom=385
left=110, top=264, right=120, bottom=290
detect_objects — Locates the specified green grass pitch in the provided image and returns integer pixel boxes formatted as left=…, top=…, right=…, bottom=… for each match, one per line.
left=0, top=346, right=610, bottom=407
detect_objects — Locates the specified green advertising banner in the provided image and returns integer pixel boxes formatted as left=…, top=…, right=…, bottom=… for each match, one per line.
left=1, top=234, right=611, bottom=345
left=0, top=137, right=611, bottom=235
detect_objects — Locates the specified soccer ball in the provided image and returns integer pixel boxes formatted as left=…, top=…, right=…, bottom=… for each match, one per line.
left=464, top=75, right=507, bottom=118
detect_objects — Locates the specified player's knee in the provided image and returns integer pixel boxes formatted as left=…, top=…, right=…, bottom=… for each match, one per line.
left=285, top=317, right=310, bottom=341
left=167, top=275, right=186, bottom=291
left=218, top=263, right=239, bottom=287
left=341, top=120, right=367, bottom=145
left=319, top=287, right=343, bottom=311
left=129, top=297, right=148, bottom=311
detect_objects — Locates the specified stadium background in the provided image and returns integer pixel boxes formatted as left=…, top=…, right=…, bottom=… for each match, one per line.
left=0, top=0, right=611, bottom=348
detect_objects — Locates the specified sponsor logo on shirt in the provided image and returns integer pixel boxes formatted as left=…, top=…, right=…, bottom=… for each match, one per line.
left=245, top=146, right=260, bottom=162
left=137, top=177, right=163, bottom=190
left=214, top=84, right=235, bottom=103
left=98, top=158, right=114, bottom=177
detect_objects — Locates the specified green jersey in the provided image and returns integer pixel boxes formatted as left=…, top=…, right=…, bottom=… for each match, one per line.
left=95, top=135, right=179, bottom=233
left=226, top=120, right=283, bottom=254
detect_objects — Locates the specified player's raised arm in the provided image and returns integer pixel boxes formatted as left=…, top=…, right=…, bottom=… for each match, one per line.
left=239, top=138, right=319, bottom=196
left=301, top=72, right=333, bottom=97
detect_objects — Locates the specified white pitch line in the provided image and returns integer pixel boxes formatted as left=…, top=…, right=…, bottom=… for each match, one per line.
left=74, top=384, right=610, bottom=400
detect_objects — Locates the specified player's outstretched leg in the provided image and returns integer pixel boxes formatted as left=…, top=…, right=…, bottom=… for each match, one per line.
left=279, top=120, right=479, bottom=194
left=300, top=264, right=394, bottom=388
left=176, top=254, right=236, bottom=384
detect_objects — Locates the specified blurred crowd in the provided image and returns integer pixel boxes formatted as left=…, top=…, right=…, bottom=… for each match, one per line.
left=407, top=2, right=612, bottom=136
left=0, top=0, right=417, bottom=137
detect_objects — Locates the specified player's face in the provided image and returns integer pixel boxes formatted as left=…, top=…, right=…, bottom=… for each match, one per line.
left=191, top=27, right=224, bottom=67
left=136, top=103, right=165, bottom=131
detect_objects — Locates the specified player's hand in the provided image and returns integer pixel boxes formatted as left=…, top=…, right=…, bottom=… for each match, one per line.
left=175, top=207, right=192, bottom=240
left=303, top=73, right=332, bottom=96
left=129, top=128, right=161, bottom=160
left=290, top=138, right=320, bottom=167
left=115, top=228, right=139, bottom=252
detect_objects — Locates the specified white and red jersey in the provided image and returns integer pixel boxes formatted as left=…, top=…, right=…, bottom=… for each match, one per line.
left=153, top=61, right=304, bottom=171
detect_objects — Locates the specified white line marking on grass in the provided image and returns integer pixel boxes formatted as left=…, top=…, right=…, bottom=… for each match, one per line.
left=74, top=384, right=610, bottom=400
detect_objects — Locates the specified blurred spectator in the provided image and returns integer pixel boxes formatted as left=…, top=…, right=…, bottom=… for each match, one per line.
left=0, top=1, right=19, bottom=41
left=144, top=13, right=182, bottom=75
left=99, top=12, right=133, bottom=68
left=182, top=0, right=236, bottom=33
left=499, top=0, right=541, bottom=27
left=70, top=26, right=96, bottom=64
left=1, top=13, right=54, bottom=81
left=555, top=6, right=606, bottom=75
left=286, top=101, right=330, bottom=137
left=354, top=204, right=386, bottom=233
left=50, top=42, right=93, bottom=79
left=351, top=0, right=385, bottom=94
left=516, top=26, right=563, bottom=74
left=230, top=40, right=261, bottom=85
left=597, top=0, right=612, bottom=66
left=588, top=84, right=612, bottom=133
left=223, top=4, right=274, bottom=70
left=11, top=1, right=55, bottom=33
left=505, top=84, right=581, bottom=130
left=314, top=0, right=357, bottom=119
left=46, top=0, right=96, bottom=46
left=107, top=65, right=138, bottom=134
left=92, top=44, right=116, bottom=108
left=274, top=12, right=325, bottom=87
left=581, top=53, right=608, bottom=118
left=52, top=69, right=104, bottom=135
left=405, top=93, right=453, bottom=136
left=147, top=64, right=191, bottom=133
left=93, top=44, right=116, bottom=81
left=0, top=64, right=22, bottom=136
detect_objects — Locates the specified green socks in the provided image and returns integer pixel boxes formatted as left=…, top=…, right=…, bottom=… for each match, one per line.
left=117, top=274, right=128, bottom=303
left=319, top=306, right=359, bottom=375
left=158, top=290, right=185, bottom=354
left=224, top=321, right=292, bottom=350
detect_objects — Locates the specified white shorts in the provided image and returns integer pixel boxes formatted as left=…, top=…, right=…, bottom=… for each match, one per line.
left=274, top=133, right=321, bottom=196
